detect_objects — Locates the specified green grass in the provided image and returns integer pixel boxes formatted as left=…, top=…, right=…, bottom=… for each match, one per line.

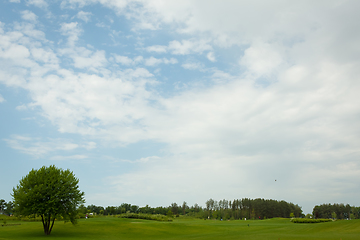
left=1, top=217, right=360, bottom=239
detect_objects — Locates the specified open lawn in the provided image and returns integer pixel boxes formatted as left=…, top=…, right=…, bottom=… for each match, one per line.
left=1, top=217, right=360, bottom=240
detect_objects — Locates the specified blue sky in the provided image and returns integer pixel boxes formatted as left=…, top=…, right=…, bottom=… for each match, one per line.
left=1, top=0, right=360, bottom=214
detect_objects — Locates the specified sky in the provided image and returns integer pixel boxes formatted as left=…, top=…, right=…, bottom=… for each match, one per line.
left=0, top=0, right=359, bottom=214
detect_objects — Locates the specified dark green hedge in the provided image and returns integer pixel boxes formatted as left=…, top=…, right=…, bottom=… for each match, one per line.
left=291, top=218, right=332, bottom=223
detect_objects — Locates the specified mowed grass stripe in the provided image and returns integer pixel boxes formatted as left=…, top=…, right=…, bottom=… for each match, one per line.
left=1, top=217, right=359, bottom=239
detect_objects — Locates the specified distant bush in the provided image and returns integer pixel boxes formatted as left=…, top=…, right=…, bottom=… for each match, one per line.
left=76, top=213, right=96, bottom=219
left=77, top=213, right=86, bottom=219
left=1, top=214, right=43, bottom=222
left=119, top=213, right=172, bottom=222
left=291, top=218, right=332, bottom=223
left=0, top=215, right=13, bottom=221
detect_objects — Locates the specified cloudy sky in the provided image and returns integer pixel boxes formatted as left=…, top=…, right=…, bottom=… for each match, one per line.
left=1, top=0, right=359, bottom=214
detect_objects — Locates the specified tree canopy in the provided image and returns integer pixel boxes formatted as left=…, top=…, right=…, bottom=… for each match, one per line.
left=12, top=165, right=84, bottom=235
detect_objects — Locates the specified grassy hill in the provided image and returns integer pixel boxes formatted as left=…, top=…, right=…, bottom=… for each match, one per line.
left=1, top=217, right=359, bottom=239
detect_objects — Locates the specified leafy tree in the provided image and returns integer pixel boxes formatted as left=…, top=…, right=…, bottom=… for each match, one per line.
left=166, top=210, right=173, bottom=218
left=130, top=205, right=139, bottom=213
left=170, top=202, right=179, bottom=215
left=12, top=165, right=84, bottom=235
left=0, top=199, right=5, bottom=214
left=4, top=201, right=14, bottom=216
left=182, top=201, right=188, bottom=215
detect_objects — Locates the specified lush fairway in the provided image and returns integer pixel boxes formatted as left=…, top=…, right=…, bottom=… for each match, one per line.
left=1, top=217, right=360, bottom=240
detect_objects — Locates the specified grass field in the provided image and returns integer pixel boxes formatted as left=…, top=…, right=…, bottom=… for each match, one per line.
left=1, top=217, right=360, bottom=240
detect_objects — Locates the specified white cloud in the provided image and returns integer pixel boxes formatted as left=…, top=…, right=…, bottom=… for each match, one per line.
left=144, top=57, right=162, bottom=66
left=112, top=55, right=177, bottom=67
left=240, top=42, right=283, bottom=78
left=168, top=39, right=212, bottom=55
left=113, top=55, right=135, bottom=65
left=181, top=62, right=204, bottom=70
left=60, top=22, right=82, bottom=46
left=146, top=39, right=213, bottom=56
left=9, top=0, right=20, bottom=3
left=13, top=22, right=46, bottom=40
left=162, top=58, right=178, bottom=64
left=145, top=57, right=177, bottom=66
left=82, top=141, right=97, bottom=150
left=112, top=55, right=144, bottom=66
left=206, top=52, right=216, bottom=62
left=16, top=104, right=27, bottom=110
left=1, top=45, right=30, bottom=59
left=21, top=10, right=38, bottom=22
left=50, top=154, right=88, bottom=160
left=112, top=156, right=160, bottom=164
left=76, top=11, right=92, bottom=22
left=26, top=0, right=48, bottom=8
left=3, top=135, right=96, bottom=158
left=30, top=47, right=59, bottom=64
left=72, top=49, right=108, bottom=69
left=0, top=94, right=5, bottom=103
left=146, top=45, right=167, bottom=53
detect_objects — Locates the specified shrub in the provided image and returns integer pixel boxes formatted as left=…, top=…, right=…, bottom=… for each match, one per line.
left=119, top=213, right=172, bottom=222
left=291, top=218, right=332, bottom=223
left=13, top=215, right=42, bottom=222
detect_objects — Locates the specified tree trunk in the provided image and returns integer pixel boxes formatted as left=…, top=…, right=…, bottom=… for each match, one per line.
left=41, top=214, right=53, bottom=235
left=49, top=217, right=55, bottom=234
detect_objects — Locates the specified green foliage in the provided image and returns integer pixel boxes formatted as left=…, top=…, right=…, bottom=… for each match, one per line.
left=77, top=213, right=86, bottom=219
left=0, top=199, right=14, bottom=216
left=291, top=218, right=333, bottom=223
left=204, top=198, right=303, bottom=220
left=166, top=210, right=173, bottom=218
left=119, top=213, right=172, bottom=222
left=12, top=165, right=84, bottom=235
left=0, top=199, right=5, bottom=214
left=313, top=203, right=358, bottom=219
left=16, top=215, right=42, bottom=222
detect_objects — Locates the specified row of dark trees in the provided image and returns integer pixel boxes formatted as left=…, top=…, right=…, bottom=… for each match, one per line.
left=5, top=195, right=360, bottom=221
left=0, top=199, right=14, bottom=216
left=77, top=198, right=303, bottom=220
left=313, top=203, right=360, bottom=219
left=205, top=198, right=303, bottom=219
left=78, top=203, right=178, bottom=216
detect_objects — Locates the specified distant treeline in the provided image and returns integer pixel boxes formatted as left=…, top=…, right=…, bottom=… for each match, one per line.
left=78, top=198, right=303, bottom=220
left=4, top=197, right=359, bottom=220
left=313, top=203, right=360, bottom=219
